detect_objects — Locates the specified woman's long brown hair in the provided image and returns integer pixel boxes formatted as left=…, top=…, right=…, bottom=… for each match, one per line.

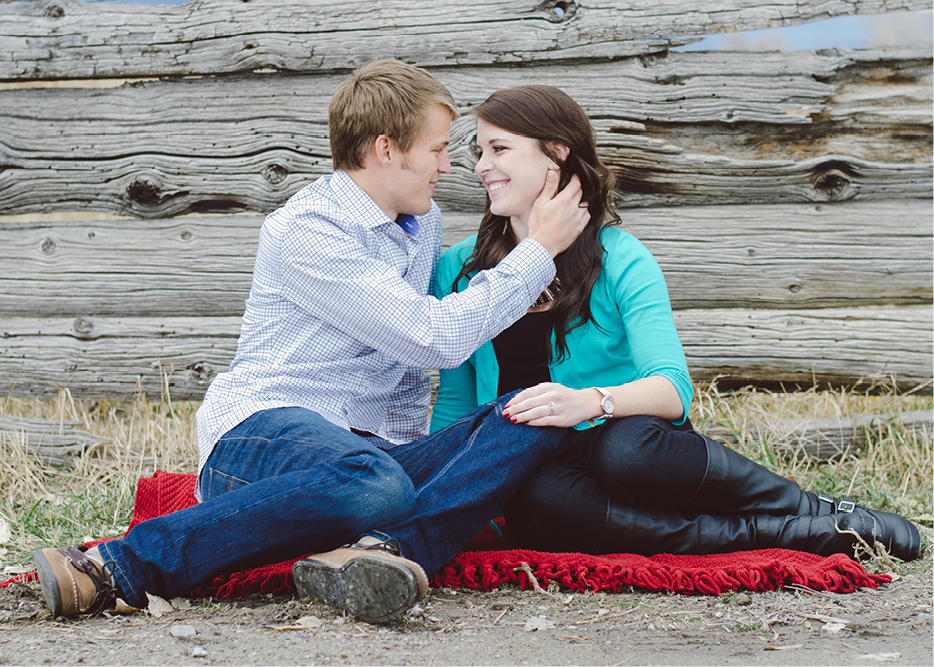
left=454, top=85, right=619, bottom=362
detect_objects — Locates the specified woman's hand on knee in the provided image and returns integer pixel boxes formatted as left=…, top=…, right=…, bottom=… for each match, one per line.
left=502, top=383, right=601, bottom=428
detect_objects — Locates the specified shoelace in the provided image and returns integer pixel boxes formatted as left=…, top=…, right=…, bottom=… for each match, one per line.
left=348, top=537, right=403, bottom=557
left=73, top=557, right=120, bottom=617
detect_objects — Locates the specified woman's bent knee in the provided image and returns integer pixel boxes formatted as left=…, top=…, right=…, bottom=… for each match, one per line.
left=505, top=462, right=607, bottom=553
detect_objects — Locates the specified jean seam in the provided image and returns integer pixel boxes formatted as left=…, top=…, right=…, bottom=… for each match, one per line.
left=411, top=425, right=481, bottom=502
left=413, top=399, right=515, bottom=494
left=216, top=433, right=363, bottom=458
left=208, top=469, right=250, bottom=496
left=98, top=542, right=139, bottom=605
left=387, top=401, right=494, bottom=461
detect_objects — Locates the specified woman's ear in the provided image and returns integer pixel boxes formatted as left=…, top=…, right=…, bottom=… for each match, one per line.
left=547, top=141, right=570, bottom=163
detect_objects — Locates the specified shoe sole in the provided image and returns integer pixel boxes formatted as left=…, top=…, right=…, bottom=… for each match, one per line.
left=293, top=555, right=422, bottom=624
left=32, top=549, right=65, bottom=617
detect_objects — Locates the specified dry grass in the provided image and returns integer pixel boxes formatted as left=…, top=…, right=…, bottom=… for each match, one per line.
left=690, top=379, right=933, bottom=525
left=0, top=389, right=199, bottom=573
left=0, top=382, right=931, bottom=575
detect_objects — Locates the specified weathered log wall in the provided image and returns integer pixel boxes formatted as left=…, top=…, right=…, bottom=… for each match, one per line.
left=1, top=0, right=931, bottom=399
left=2, top=202, right=930, bottom=317
left=2, top=52, right=931, bottom=217
left=1, top=0, right=925, bottom=79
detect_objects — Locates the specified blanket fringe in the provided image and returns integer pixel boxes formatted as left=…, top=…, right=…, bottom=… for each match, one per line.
left=430, top=548, right=890, bottom=595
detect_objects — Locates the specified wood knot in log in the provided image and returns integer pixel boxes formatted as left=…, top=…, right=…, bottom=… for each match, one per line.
left=262, top=164, right=288, bottom=185
left=538, top=0, right=577, bottom=23
left=73, top=317, right=94, bottom=336
left=810, top=161, right=855, bottom=201
left=127, top=176, right=165, bottom=207
left=44, top=5, right=65, bottom=19
left=186, top=361, right=216, bottom=386
left=41, top=237, right=56, bottom=254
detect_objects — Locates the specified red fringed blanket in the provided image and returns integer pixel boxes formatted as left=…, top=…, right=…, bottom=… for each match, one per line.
left=5, top=470, right=889, bottom=597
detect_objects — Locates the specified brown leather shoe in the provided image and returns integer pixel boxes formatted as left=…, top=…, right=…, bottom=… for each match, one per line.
left=293, top=536, right=428, bottom=623
left=33, top=545, right=119, bottom=617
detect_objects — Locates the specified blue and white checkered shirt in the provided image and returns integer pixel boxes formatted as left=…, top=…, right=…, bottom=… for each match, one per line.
left=195, top=171, right=554, bottom=498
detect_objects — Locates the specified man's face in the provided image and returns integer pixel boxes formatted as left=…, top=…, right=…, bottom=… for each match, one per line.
left=388, top=104, right=452, bottom=218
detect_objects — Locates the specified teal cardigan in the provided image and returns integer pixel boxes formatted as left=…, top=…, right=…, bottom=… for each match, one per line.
left=430, top=226, right=693, bottom=432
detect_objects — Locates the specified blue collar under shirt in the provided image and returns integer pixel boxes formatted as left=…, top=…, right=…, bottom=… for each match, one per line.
left=395, top=214, right=419, bottom=236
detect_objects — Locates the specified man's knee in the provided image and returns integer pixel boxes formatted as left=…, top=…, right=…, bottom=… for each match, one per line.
left=341, top=451, right=416, bottom=529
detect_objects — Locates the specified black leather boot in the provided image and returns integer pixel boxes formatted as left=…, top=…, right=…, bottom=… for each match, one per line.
left=815, top=509, right=921, bottom=560
left=599, top=500, right=922, bottom=561
left=683, top=434, right=862, bottom=517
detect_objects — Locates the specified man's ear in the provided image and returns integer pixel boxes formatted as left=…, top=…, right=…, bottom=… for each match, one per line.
left=548, top=141, right=570, bottom=163
left=372, top=134, right=395, bottom=167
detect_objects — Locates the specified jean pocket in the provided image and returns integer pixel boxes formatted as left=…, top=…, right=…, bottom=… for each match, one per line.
left=203, top=468, right=250, bottom=500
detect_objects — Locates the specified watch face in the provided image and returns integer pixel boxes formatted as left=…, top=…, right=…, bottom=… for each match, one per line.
left=601, top=395, right=614, bottom=413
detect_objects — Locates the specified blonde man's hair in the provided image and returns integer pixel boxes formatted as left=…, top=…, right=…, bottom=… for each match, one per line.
left=329, top=59, right=458, bottom=171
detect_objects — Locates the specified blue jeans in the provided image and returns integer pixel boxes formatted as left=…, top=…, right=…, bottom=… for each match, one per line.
left=99, top=394, right=564, bottom=607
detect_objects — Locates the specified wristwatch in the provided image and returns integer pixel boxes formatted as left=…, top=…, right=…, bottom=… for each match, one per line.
left=593, top=387, right=615, bottom=420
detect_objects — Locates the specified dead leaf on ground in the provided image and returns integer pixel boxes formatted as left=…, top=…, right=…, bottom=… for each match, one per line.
left=858, top=653, right=901, bottom=662
left=265, top=615, right=325, bottom=631
left=297, top=616, right=324, bottom=628
left=168, top=624, right=197, bottom=639
left=807, top=613, right=850, bottom=625
left=146, top=593, right=175, bottom=617
left=524, top=615, right=556, bottom=632
left=821, top=621, right=848, bottom=635
left=110, top=598, right=140, bottom=615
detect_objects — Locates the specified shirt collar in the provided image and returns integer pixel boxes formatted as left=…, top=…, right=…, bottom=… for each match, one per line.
left=332, top=170, right=419, bottom=235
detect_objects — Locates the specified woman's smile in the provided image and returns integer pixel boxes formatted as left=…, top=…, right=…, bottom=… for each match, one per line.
left=486, top=179, right=508, bottom=195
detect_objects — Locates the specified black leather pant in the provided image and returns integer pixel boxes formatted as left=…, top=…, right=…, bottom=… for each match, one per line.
left=503, top=414, right=707, bottom=553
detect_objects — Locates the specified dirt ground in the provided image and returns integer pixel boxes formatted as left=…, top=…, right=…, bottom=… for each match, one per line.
left=1, top=556, right=930, bottom=667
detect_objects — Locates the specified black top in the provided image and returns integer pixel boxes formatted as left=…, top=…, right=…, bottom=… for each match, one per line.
left=492, top=310, right=552, bottom=396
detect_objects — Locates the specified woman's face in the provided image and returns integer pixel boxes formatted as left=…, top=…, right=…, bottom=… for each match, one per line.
left=474, top=119, right=559, bottom=229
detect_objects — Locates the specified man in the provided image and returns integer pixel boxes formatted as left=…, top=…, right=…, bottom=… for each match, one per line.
left=33, top=59, right=589, bottom=624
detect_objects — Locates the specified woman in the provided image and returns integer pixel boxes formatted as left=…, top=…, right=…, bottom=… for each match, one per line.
left=431, top=85, right=921, bottom=561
